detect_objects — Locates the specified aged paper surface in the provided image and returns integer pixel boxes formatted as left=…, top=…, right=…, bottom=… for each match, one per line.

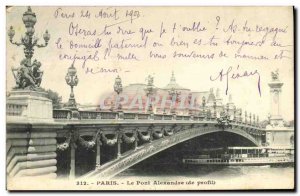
left=6, top=6, right=294, bottom=190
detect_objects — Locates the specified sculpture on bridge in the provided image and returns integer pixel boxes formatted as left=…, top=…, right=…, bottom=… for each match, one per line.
left=138, top=130, right=151, bottom=142
left=8, top=7, right=50, bottom=90
left=153, top=130, right=163, bottom=139
left=11, top=58, right=44, bottom=90
left=57, top=133, right=72, bottom=151
left=216, top=109, right=232, bottom=129
left=32, top=59, right=43, bottom=87
left=102, top=133, right=118, bottom=146
left=122, top=132, right=136, bottom=144
left=114, top=75, right=123, bottom=110
left=271, top=69, right=279, bottom=81
left=78, top=131, right=100, bottom=150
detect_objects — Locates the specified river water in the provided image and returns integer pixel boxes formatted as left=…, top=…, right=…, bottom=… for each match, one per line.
left=115, top=164, right=294, bottom=189
left=114, top=133, right=294, bottom=189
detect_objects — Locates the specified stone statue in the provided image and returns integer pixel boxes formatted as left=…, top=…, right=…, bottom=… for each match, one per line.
left=147, top=75, right=154, bottom=86
left=11, top=58, right=43, bottom=90
left=32, top=59, right=43, bottom=87
left=271, top=69, right=279, bottom=81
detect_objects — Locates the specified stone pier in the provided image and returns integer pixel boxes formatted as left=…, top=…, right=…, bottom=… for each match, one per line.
left=6, top=90, right=62, bottom=179
left=6, top=124, right=62, bottom=178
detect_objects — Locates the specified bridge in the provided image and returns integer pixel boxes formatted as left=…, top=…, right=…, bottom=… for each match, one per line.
left=6, top=7, right=294, bottom=183
left=6, top=104, right=273, bottom=180
left=6, top=43, right=294, bottom=182
left=6, top=71, right=294, bottom=181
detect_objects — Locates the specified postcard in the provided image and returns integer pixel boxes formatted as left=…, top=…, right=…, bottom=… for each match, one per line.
left=6, top=6, right=294, bottom=190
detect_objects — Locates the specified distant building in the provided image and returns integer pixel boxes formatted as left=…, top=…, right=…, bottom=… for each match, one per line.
left=94, top=72, right=229, bottom=116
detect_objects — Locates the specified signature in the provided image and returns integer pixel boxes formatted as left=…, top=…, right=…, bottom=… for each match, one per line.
left=210, top=65, right=261, bottom=96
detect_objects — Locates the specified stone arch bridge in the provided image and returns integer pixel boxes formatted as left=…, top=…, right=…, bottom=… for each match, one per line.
left=7, top=109, right=265, bottom=180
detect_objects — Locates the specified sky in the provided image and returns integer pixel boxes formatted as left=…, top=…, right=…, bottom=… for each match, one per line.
left=6, top=6, right=294, bottom=121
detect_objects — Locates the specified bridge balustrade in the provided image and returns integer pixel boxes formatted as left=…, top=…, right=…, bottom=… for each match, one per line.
left=193, top=117, right=199, bottom=121
left=154, top=114, right=163, bottom=120
left=176, top=115, right=184, bottom=120
left=163, top=115, right=172, bottom=120
left=7, top=108, right=264, bottom=180
left=123, top=113, right=136, bottom=120
left=80, top=111, right=100, bottom=119
left=97, top=111, right=118, bottom=119
left=53, top=109, right=71, bottom=119
left=6, top=102, right=28, bottom=116
left=137, top=113, right=149, bottom=120
left=52, top=109, right=263, bottom=130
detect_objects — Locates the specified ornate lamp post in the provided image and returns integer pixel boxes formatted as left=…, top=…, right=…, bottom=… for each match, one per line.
left=114, top=75, right=123, bottom=111
left=65, top=63, right=79, bottom=119
left=239, top=108, right=243, bottom=123
left=226, top=103, right=230, bottom=117
left=8, top=6, right=50, bottom=90
left=206, top=109, right=211, bottom=120
left=168, top=87, right=180, bottom=115
left=187, top=93, right=193, bottom=116
left=144, top=75, right=155, bottom=113
left=233, top=106, right=237, bottom=122
left=213, top=100, right=217, bottom=119
left=201, top=96, right=206, bottom=118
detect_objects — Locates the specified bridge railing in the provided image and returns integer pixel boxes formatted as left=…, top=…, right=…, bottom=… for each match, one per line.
left=6, top=102, right=28, bottom=116
left=52, top=109, right=261, bottom=128
left=53, top=109, right=71, bottom=119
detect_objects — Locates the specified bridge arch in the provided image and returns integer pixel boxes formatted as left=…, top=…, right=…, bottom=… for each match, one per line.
left=82, top=125, right=260, bottom=179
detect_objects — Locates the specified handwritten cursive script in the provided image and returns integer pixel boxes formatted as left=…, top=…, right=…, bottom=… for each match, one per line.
left=210, top=65, right=261, bottom=96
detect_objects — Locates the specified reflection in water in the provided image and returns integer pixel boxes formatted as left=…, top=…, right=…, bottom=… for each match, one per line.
left=116, top=164, right=294, bottom=183
left=115, top=132, right=294, bottom=186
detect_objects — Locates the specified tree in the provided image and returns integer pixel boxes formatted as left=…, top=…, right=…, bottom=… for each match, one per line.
left=40, top=88, right=62, bottom=109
